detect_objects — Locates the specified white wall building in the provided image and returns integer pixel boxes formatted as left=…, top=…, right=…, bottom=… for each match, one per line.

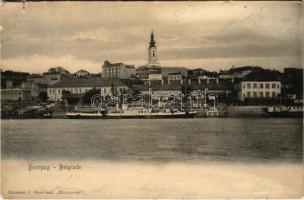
left=238, top=71, right=281, bottom=101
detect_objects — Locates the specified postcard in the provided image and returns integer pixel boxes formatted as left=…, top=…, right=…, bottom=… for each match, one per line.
left=1, top=1, right=303, bottom=199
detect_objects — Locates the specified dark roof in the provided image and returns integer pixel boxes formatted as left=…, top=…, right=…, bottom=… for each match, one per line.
left=28, top=74, right=43, bottom=78
left=125, top=65, right=135, bottom=69
left=103, top=61, right=134, bottom=69
left=133, top=81, right=233, bottom=91
left=49, top=77, right=128, bottom=88
left=228, top=66, right=263, bottom=73
left=75, top=69, right=89, bottom=74
left=168, top=72, right=182, bottom=75
left=37, top=83, right=49, bottom=88
left=243, top=71, right=280, bottom=82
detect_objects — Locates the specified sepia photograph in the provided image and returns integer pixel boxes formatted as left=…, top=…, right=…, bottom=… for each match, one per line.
left=0, top=1, right=303, bottom=199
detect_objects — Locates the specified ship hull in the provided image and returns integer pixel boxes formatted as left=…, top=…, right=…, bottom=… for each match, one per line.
left=106, top=113, right=196, bottom=119
left=266, top=111, right=303, bottom=118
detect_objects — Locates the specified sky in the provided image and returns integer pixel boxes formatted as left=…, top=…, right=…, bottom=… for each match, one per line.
left=0, top=1, right=303, bottom=73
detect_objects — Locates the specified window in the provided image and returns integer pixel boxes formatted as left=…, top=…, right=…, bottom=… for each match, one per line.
left=277, top=84, right=280, bottom=89
left=265, top=83, right=270, bottom=89
left=247, top=92, right=251, bottom=98
left=272, top=92, right=276, bottom=97
left=253, top=83, right=257, bottom=89
left=253, top=92, right=257, bottom=97
left=260, top=92, right=263, bottom=97
left=246, top=83, right=251, bottom=89
left=265, top=92, right=270, bottom=97
left=272, top=83, right=276, bottom=88
left=260, top=83, right=264, bottom=89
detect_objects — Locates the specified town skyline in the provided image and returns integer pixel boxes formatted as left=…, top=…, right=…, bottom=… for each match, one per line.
left=1, top=1, right=302, bottom=74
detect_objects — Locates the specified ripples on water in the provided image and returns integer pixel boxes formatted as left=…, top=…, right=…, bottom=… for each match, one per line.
left=1, top=118, right=303, bottom=163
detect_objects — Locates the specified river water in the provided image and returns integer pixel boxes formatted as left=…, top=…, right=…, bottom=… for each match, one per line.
left=1, top=118, right=302, bottom=163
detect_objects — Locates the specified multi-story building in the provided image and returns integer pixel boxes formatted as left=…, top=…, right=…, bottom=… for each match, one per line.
left=101, top=60, right=135, bottom=79
left=47, top=77, right=129, bottom=101
left=133, top=79, right=233, bottom=101
left=167, top=72, right=183, bottom=84
left=238, top=71, right=281, bottom=101
left=1, top=88, right=31, bottom=101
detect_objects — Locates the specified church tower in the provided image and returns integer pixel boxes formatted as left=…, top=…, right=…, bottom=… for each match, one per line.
left=147, top=31, right=160, bottom=67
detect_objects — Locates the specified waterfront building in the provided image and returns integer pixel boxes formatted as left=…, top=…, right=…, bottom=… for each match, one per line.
left=1, top=88, right=31, bottom=101
left=237, top=71, right=281, bottom=101
left=47, top=77, right=129, bottom=101
left=133, top=79, right=233, bottom=101
left=101, top=60, right=135, bottom=79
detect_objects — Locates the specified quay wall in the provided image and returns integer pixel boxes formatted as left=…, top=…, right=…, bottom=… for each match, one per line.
left=223, top=106, right=268, bottom=117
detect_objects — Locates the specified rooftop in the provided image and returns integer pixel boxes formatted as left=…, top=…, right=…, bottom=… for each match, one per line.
left=133, top=80, right=233, bottom=91
left=243, top=70, right=280, bottom=82
left=49, top=77, right=128, bottom=88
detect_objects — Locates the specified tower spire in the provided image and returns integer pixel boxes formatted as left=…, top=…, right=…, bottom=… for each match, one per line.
left=149, top=31, right=156, bottom=48
left=147, top=31, right=160, bottom=67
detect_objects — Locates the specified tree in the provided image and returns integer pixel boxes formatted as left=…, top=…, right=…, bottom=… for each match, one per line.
left=82, top=88, right=100, bottom=105
left=38, top=92, right=48, bottom=102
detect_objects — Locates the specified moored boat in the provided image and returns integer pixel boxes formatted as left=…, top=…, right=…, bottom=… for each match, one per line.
left=265, top=105, right=303, bottom=118
left=106, top=108, right=196, bottom=119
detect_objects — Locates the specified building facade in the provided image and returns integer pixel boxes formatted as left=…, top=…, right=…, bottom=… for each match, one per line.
left=238, top=71, right=281, bottom=101
left=1, top=88, right=32, bottom=101
left=47, top=77, right=129, bottom=101
left=101, top=60, right=135, bottom=79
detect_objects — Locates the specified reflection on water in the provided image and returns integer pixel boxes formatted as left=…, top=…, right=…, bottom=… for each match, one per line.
left=1, top=118, right=303, bottom=163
